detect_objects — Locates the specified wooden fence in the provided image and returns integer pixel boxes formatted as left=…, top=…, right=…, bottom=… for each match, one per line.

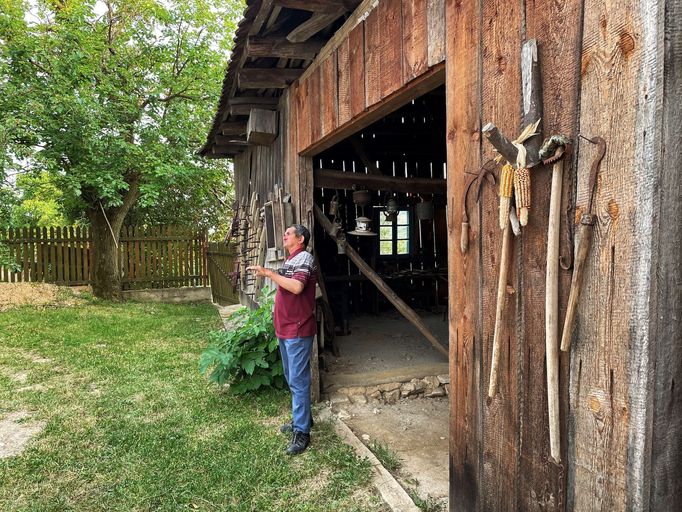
left=0, top=226, right=208, bottom=289
left=206, top=242, right=239, bottom=305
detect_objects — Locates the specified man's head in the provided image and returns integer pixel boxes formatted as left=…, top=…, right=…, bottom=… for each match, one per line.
left=283, top=224, right=310, bottom=253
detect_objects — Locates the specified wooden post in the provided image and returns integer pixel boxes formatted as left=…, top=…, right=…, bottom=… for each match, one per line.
left=314, top=205, right=448, bottom=358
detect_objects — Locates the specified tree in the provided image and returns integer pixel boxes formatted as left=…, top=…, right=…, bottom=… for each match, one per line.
left=0, top=0, right=243, bottom=298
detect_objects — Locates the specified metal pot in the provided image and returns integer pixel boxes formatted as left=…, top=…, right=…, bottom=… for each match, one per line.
left=415, top=200, right=434, bottom=220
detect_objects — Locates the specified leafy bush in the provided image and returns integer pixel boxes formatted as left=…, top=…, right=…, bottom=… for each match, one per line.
left=199, top=288, right=284, bottom=394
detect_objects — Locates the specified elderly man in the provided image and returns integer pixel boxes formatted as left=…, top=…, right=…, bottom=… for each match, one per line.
left=247, top=224, right=317, bottom=455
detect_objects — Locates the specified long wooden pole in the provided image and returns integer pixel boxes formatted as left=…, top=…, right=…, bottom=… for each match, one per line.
left=488, top=222, right=512, bottom=397
left=545, top=158, right=563, bottom=462
left=313, top=205, right=448, bottom=358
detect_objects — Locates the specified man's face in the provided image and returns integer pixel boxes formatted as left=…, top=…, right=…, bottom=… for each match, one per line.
left=283, top=227, right=303, bottom=253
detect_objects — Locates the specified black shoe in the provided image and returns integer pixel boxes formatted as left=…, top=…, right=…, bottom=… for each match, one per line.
left=280, top=416, right=314, bottom=434
left=286, top=431, right=310, bottom=455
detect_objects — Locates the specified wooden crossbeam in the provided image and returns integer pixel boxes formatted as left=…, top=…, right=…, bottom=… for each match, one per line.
left=238, top=68, right=304, bottom=89
left=287, top=10, right=344, bottom=43
left=274, top=0, right=355, bottom=13
left=314, top=168, right=447, bottom=194
left=246, top=36, right=324, bottom=59
left=314, top=205, right=448, bottom=358
left=214, top=135, right=248, bottom=145
left=219, top=121, right=247, bottom=136
left=228, top=96, right=280, bottom=116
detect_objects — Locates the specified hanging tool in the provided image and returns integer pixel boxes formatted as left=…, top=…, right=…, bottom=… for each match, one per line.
left=560, top=136, right=606, bottom=352
left=461, top=162, right=496, bottom=254
left=539, top=135, right=571, bottom=463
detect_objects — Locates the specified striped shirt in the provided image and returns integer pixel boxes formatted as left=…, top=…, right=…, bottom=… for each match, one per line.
left=274, top=248, right=317, bottom=339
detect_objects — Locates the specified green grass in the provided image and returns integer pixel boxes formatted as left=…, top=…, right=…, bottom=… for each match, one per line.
left=369, top=442, right=401, bottom=473
left=0, top=298, right=383, bottom=511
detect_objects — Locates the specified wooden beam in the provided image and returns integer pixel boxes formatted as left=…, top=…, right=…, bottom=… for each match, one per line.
left=299, top=0, right=377, bottom=80
left=247, top=36, right=324, bottom=60
left=228, top=96, right=280, bottom=116
left=247, top=108, right=278, bottom=146
left=213, top=143, right=247, bottom=154
left=219, top=121, right=247, bottom=136
left=287, top=10, right=344, bottom=43
left=314, top=205, right=448, bottom=358
left=214, top=135, right=248, bottom=146
left=349, top=136, right=381, bottom=174
left=238, top=68, right=304, bottom=89
left=274, top=0, right=353, bottom=14
left=250, top=0, right=274, bottom=36
left=314, top=168, right=447, bottom=194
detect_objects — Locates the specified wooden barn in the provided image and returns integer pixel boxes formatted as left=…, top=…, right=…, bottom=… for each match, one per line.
left=201, top=0, right=681, bottom=510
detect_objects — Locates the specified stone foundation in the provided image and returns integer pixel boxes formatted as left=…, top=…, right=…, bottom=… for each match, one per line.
left=327, top=374, right=450, bottom=405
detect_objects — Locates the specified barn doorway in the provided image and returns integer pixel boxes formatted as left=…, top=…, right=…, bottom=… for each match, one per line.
left=311, top=84, right=449, bottom=506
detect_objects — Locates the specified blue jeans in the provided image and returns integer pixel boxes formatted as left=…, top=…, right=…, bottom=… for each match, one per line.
left=278, top=336, right=313, bottom=434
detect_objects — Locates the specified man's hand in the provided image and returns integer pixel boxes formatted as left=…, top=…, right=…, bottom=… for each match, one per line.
left=246, top=265, right=270, bottom=278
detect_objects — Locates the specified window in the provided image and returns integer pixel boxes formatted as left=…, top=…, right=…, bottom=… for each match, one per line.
left=379, top=210, right=411, bottom=256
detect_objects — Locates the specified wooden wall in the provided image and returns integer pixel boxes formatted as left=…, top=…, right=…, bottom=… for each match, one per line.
left=446, top=0, right=680, bottom=510
left=289, top=0, right=446, bottom=159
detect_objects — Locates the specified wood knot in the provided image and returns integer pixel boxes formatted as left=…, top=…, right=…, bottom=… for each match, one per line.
left=448, top=129, right=456, bottom=141
left=618, top=32, right=636, bottom=57
left=581, top=52, right=591, bottom=77
left=497, top=56, right=507, bottom=74
left=599, top=15, right=607, bottom=36
left=607, top=199, right=619, bottom=220
left=471, top=131, right=480, bottom=142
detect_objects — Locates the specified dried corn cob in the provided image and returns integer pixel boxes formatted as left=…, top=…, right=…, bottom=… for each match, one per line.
left=499, top=164, right=514, bottom=230
left=514, top=166, right=531, bottom=226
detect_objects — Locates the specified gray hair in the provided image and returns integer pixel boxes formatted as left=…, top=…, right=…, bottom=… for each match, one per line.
left=289, top=224, right=311, bottom=248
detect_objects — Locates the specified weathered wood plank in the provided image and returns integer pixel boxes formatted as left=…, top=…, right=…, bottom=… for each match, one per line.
left=379, top=0, right=403, bottom=98
left=427, top=0, right=445, bottom=67
left=320, top=54, right=338, bottom=137
left=309, top=66, right=323, bottom=144
left=349, top=22, right=366, bottom=118
left=287, top=10, right=345, bottom=43
left=446, top=0, right=483, bottom=510
left=247, top=108, right=278, bottom=146
left=479, top=0, right=522, bottom=509
left=238, top=68, right=303, bottom=89
left=364, top=7, right=381, bottom=107
left=303, top=64, right=444, bottom=155
left=247, top=36, right=324, bottom=60
left=337, top=38, right=352, bottom=125
left=650, top=0, right=682, bottom=507
left=521, top=0, right=583, bottom=508
left=568, top=0, right=657, bottom=509
left=297, top=78, right=312, bottom=153
left=402, top=0, right=428, bottom=83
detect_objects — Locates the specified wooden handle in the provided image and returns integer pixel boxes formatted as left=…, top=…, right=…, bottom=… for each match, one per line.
left=488, top=224, right=512, bottom=397
left=546, top=161, right=563, bottom=462
left=460, top=221, right=469, bottom=253
left=560, top=222, right=594, bottom=352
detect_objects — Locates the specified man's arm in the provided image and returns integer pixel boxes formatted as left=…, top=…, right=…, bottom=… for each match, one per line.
left=246, top=265, right=304, bottom=295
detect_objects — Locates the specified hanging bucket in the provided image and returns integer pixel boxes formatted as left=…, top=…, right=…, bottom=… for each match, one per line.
left=415, top=200, right=434, bottom=220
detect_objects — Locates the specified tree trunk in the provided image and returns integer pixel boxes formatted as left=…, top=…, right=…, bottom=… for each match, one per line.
left=86, top=180, right=140, bottom=299
left=87, top=206, right=123, bottom=299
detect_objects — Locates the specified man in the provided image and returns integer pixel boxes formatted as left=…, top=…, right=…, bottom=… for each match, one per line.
left=247, top=224, right=317, bottom=455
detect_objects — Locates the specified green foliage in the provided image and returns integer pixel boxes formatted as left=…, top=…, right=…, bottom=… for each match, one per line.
left=200, top=288, right=284, bottom=394
left=0, top=0, right=243, bottom=227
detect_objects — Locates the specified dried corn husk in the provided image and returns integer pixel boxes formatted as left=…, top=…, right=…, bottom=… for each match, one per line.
left=499, top=164, right=514, bottom=230
left=514, top=167, right=531, bottom=226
